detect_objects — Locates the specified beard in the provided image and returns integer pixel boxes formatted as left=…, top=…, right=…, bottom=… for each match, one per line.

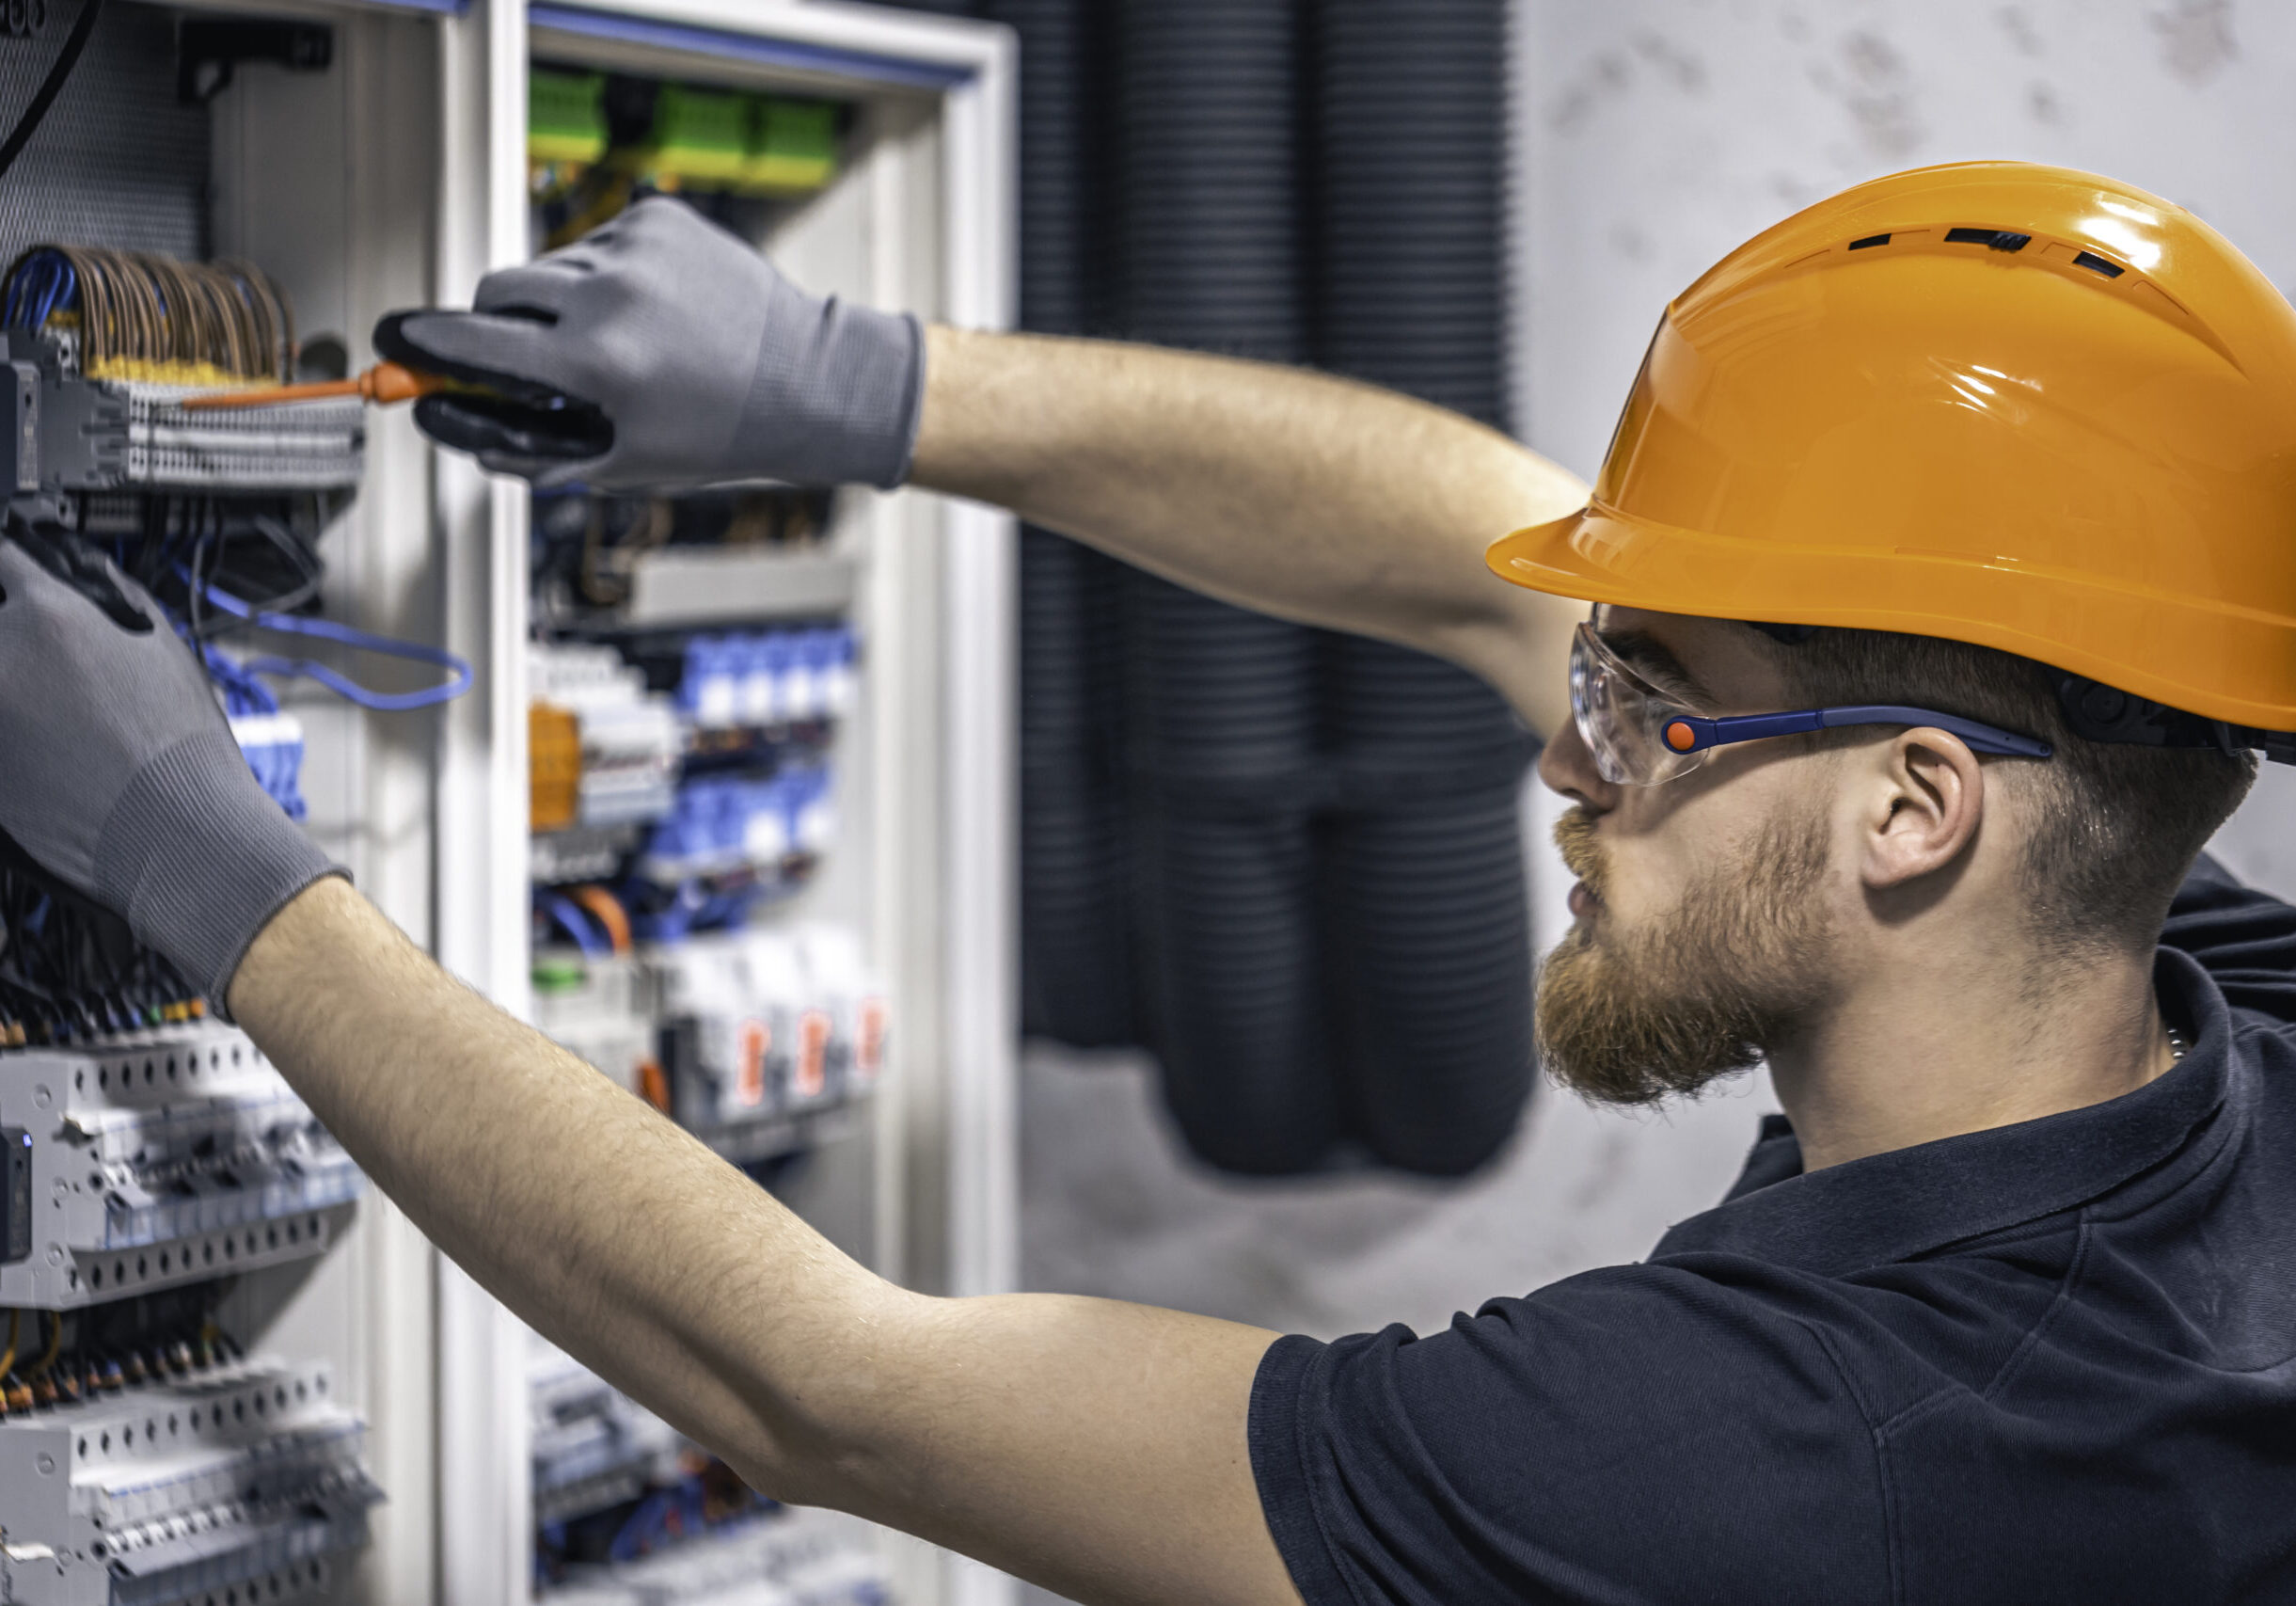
left=1536, top=801, right=1833, bottom=1105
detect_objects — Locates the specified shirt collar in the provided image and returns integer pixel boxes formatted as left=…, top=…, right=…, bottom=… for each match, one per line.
left=1650, top=947, right=2239, bottom=1278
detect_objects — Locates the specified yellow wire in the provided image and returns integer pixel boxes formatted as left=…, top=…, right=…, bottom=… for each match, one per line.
left=0, top=1308, right=18, bottom=1382
left=24, top=1312, right=62, bottom=1381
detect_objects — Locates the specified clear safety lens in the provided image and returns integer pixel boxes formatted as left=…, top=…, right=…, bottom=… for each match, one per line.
left=1569, top=617, right=1709, bottom=787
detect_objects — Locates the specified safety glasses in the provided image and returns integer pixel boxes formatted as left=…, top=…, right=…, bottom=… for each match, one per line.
left=1569, top=612, right=2053, bottom=787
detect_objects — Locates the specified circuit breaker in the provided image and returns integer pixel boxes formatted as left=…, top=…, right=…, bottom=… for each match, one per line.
left=0, top=1026, right=359, bottom=1309
left=0, top=1354, right=378, bottom=1606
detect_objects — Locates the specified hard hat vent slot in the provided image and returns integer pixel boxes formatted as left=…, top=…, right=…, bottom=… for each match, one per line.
left=1847, top=233, right=1891, bottom=250
left=1945, top=227, right=2034, bottom=252
left=2071, top=249, right=2126, bottom=278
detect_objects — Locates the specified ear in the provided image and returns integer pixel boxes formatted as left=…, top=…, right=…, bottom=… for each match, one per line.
left=1856, top=728, right=1985, bottom=892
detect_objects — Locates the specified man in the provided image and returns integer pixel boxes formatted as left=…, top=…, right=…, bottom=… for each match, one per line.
left=2, top=159, right=2292, bottom=1603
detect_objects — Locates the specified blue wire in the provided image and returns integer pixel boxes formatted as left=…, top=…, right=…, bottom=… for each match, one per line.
left=540, top=894, right=610, bottom=961
left=194, top=578, right=474, bottom=712
left=3, top=249, right=75, bottom=330
left=198, top=644, right=279, bottom=718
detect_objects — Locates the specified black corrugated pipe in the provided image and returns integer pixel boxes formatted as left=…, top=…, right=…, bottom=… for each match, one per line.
left=1309, top=0, right=1536, bottom=1174
left=888, top=0, right=1535, bottom=1178
left=1319, top=642, right=1537, bottom=1174
left=1017, top=533, right=1134, bottom=1046
left=1115, top=0, right=1338, bottom=1174
left=980, top=0, right=1139, bottom=1047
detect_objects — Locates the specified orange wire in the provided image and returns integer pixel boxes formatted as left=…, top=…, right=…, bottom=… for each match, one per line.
left=568, top=884, right=634, bottom=957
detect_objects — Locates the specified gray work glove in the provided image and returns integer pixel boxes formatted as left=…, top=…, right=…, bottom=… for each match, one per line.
left=375, top=196, right=926, bottom=492
left=0, top=525, right=342, bottom=1006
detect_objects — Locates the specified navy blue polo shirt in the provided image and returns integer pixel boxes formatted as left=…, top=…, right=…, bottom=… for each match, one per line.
left=1249, top=854, right=2296, bottom=1603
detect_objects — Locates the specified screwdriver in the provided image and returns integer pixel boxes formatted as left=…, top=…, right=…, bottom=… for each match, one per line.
left=178, top=360, right=448, bottom=412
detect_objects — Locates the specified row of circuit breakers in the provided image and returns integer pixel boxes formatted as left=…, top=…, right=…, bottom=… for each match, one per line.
left=0, top=308, right=374, bottom=1601
left=0, top=1026, right=376, bottom=1606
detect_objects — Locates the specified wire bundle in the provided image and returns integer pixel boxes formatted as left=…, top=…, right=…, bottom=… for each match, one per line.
left=0, top=867, right=204, bottom=1045
left=0, top=1293, right=238, bottom=1418
left=2, top=244, right=293, bottom=386
left=100, top=496, right=329, bottom=634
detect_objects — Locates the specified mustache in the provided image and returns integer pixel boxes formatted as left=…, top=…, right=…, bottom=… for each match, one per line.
left=1553, top=805, right=1605, bottom=896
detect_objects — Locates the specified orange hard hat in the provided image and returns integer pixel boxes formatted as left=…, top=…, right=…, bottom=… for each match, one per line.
left=1488, top=161, right=2296, bottom=732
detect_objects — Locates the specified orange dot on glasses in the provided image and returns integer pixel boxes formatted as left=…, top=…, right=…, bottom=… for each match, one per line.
left=1664, top=720, right=1698, bottom=752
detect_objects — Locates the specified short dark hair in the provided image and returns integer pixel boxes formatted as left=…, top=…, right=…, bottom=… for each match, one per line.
left=1756, top=627, right=2256, bottom=954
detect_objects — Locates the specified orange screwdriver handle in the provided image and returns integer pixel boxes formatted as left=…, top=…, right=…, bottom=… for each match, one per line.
left=359, top=360, right=441, bottom=405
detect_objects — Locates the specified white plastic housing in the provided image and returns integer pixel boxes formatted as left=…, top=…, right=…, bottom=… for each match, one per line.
left=0, top=1026, right=359, bottom=1309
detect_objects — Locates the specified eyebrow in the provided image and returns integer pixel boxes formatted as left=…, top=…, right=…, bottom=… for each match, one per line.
left=1597, top=628, right=1718, bottom=708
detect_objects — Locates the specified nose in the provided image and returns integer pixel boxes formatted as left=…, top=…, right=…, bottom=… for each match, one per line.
left=1538, top=709, right=1619, bottom=813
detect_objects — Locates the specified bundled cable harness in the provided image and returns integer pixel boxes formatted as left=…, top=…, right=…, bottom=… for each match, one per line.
left=0, top=868, right=205, bottom=1046
left=3, top=245, right=294, bottom=388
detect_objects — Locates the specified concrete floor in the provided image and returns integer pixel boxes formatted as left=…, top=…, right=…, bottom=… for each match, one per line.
left=1020, top=1042, right=1775, bottom=1342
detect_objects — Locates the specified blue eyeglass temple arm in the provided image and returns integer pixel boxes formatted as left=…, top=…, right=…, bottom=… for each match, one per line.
left=1662, top=706, right=2054, bottom=759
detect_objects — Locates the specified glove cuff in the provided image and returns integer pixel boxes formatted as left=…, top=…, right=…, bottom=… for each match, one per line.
left=740, top=301, right=926, bottom=490
left=94, top=730, right=347, bottom=1010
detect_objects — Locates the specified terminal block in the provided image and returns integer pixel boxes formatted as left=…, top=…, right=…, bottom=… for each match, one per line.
left=0, top=1354, right=379, bottom=1606
left=0, top=1025, right=362, bottom=1308
left=1, top=330, right=363, bottom=526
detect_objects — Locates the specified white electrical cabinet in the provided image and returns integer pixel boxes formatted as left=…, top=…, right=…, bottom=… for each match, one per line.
left=429, top=5, right=1018, bottom=1606
left=0, top=1, right=1014, bottom=1603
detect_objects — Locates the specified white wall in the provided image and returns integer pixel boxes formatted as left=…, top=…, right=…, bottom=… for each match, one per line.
left=1513, top=0, right=2296, bottom=479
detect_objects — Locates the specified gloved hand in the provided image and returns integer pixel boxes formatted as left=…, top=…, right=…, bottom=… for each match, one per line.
left=375, top=196, right=926, bottom=492
left=0, top=523, right=342, bottom=1006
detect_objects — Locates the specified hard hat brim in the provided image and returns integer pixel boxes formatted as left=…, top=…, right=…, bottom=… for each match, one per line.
left=1487, top=503, right=2296, bottom=732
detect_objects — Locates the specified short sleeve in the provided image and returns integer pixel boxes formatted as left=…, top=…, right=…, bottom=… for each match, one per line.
left=2164, top=853, right=2296, bottom=1022
left=1248, top=1263, right=1890, bottom=1606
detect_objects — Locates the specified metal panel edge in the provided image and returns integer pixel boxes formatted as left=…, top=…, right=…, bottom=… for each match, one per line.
left=935, top=30, right=1021, bottom=1606
left=433, top=1, right=535, bottom=1603
left=534, top=0, right=1007, bottom=73
left=529, top=2, right=974, bottom=90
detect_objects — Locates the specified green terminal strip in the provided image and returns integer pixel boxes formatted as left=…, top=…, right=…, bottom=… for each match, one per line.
left=528, top=67, right=841, bottom=198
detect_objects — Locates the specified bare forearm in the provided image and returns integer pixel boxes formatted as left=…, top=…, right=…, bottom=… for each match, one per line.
left=913, top=326, right=1587, bottom=735
left=226, top=876, right=890, bottom=1497
left=227, top=878, right=1297, bottom=1604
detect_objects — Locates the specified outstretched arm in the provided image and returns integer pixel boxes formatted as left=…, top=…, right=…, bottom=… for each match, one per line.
left=913, top=327, right=1587, bottom=734
left=0, top=470, right=1301, bottom=1606
left=233, top=875, right=1300, bottom=1606
left=385, top=197, right=1588, bottom=736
